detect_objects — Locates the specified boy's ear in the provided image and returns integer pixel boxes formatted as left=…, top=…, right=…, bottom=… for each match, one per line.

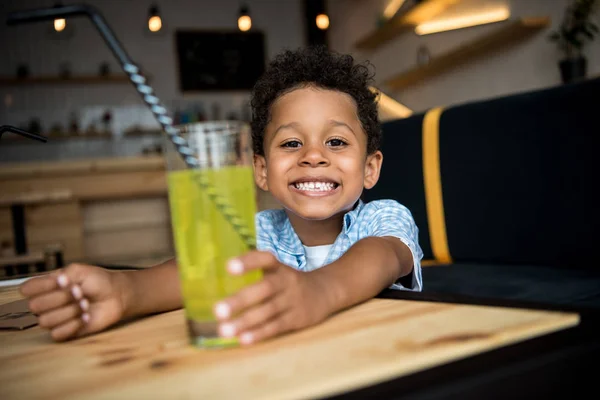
left=253, top=154, right=268, bottom=191
left=363, top=150, right=383, bottom=189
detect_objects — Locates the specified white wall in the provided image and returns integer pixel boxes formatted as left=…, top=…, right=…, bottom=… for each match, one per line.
left=3, top=0, right=599, bottom=151
left=0, top=0, right=305, bottom=141
left=327, top=0, right=600, bottom=114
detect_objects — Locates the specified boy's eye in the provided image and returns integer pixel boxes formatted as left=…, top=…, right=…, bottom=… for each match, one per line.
left=327, top=138, right=347, bottom=147
left=281, top=140, right=302, bottom=148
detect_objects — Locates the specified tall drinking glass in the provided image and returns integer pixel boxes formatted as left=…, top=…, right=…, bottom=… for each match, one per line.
left=164, top=121, right=261, bottom=349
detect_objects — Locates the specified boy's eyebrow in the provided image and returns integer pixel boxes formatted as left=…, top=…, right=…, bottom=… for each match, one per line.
left=272, top=120, right=357, bottom=138
left=328, top=119, right=356, bottom=136
left=273, top=122, right=301, bottom=137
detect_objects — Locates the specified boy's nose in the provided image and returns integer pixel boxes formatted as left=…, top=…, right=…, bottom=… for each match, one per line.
left=299, top=146, right=330, bottom=167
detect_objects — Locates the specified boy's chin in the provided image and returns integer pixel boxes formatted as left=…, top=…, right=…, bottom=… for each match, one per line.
left=285, top=205, right=345, bottom=221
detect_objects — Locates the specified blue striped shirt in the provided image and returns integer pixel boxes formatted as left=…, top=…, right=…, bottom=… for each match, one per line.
left=255, top=199, right=423, bottom=291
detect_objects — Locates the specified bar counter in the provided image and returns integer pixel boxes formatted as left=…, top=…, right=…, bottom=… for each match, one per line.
left=0, top=155, right=279, bottom=268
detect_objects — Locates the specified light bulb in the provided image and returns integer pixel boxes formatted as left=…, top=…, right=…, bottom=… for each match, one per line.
left=316, top=14, right=329, bottom=30
left=148, top=15, right=162, bottom=32
left=238, top=15, right=252, bottom=31
left=54, top=18, right=66, bottom=32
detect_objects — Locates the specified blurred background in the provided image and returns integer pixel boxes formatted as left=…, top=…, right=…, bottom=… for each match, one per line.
left=1, top=0, right=598, bottom=273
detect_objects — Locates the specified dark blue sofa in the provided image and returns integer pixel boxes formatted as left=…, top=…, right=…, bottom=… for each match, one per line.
left=365, top=77, right=600, bottom=309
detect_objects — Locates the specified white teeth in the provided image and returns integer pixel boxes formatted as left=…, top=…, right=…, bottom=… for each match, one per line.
left=294, top=181, right=336, bottom=191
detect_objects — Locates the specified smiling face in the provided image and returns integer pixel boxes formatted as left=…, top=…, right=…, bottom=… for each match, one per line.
left=253, top=86, right=383, bottom=222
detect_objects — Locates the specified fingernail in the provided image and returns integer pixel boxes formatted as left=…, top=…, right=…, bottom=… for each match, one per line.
left=227, top=259, right=244, bottom=275
left=71, top=285, right=83, bottom=300
left=240, top=332, right=253, bottom=345
left=57, top=274, right=69, bottom=289
left=79, top=298, right=89, bottom=311
left=219, top=323, right=236, bottom=338
left=214, top=302, right=230, bottom=319
left=82, top=313, right=90, bottom=324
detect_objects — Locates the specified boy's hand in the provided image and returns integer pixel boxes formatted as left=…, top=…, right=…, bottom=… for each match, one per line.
left=214, top=251, right=332, bottom=345
left=19, top=263, right=129, bottom=342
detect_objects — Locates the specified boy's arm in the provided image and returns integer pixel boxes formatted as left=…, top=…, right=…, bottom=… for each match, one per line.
left=215, top=237, right=416, bottom=345
left=120, top=258, right=182, bottom=319
left=313, top=236, right=414, bottom=314
left=119, top=236, right=411, bottom=323
left=215, top=202, right=422, bottom=344
left=20, top=257, right=183, bottom=342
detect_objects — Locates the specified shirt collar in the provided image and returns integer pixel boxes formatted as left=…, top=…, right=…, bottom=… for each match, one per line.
left=279, top=217, right=304, bottom=255
left=277, top=199, right=365, bottom=255
left=343, top=199, right=365, bottom=234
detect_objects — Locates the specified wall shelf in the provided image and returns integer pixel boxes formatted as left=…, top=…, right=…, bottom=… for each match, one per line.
left=1, top=130, right=162, bottom=142
left=355, top=0, right=460, bottom=51
left=0, top=75, right=133, bottom=86
left=384, top=17, right=550, bottom=91
left=1, top=132, right=110, bottom=142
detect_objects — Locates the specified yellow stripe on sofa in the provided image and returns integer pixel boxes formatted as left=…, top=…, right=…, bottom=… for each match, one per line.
left=423, top=107, right=453, bottom=264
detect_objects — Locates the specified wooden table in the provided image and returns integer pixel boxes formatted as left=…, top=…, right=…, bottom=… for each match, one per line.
left=0, top=285, right=580, bottom=400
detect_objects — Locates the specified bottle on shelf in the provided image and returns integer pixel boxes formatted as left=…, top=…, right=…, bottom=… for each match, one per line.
left=68, top=112, right=79, bottom=136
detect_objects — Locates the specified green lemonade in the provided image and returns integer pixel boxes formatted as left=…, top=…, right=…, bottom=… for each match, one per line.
left=167, top=166, right=261, bottom=346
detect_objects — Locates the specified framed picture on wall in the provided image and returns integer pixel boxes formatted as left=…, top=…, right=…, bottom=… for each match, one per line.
left=175, top=30, right=266, bottom=92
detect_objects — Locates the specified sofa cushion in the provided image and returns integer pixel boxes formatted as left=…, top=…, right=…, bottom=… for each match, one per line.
left=421, top=263, right=600, bottom=308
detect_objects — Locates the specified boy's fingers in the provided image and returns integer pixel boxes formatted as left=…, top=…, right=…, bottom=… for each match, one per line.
left=20, top=263, right=92, bottom=298
left=214, top=274, right=282, bottom=320
left=50, top=318, right=84, bottom=342
left=19, top=274, right=58, bottom=297
left=28, top=290, right=74, bottom=315
left=218, top=294, right=288, bottom=337
left=58, top=263, right=95, bottom=287
left=38, top=302, right=83, bottom=329
left=238, top=312, right=294, bottom=346
left=227, top=251, right=279, bottom=275
left=74, top=306, right=116, bottom=338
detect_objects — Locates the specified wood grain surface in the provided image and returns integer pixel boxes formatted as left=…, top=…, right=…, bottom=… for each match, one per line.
left=0, top=286, right=24, bottom=304
left=0, top=285, right=579, bottom=400
left=0, top=156, right=166, bottom=180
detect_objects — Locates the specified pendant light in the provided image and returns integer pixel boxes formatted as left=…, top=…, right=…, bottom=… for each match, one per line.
left=148, top=4, right=162, bottom=33
left=316, top=13, right=329, bottom=30
left=238, top=4, right=251, bottom=32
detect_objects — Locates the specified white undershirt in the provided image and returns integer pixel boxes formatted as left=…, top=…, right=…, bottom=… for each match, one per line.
left=303, top=244, right=333, bottom=270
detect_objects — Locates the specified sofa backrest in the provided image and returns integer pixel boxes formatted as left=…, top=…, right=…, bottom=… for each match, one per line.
left=364, top=77, right=599, bottom=269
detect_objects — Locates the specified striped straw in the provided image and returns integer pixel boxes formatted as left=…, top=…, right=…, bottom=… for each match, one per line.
left=124, top=64, right=256, bottom=249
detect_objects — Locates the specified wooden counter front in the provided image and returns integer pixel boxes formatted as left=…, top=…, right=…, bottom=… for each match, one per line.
left=0, top=286, right=579, bottom=400
left=0, top=156, right=171, bottom=266
left=0, top=156, right=168, bottom=201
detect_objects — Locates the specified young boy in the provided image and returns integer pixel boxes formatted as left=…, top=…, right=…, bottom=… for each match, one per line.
left=20, top=46, right=423, bottom=344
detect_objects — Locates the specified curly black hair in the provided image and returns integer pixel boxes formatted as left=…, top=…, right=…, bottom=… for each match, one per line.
left=250, top=45, right=381, bottom=156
